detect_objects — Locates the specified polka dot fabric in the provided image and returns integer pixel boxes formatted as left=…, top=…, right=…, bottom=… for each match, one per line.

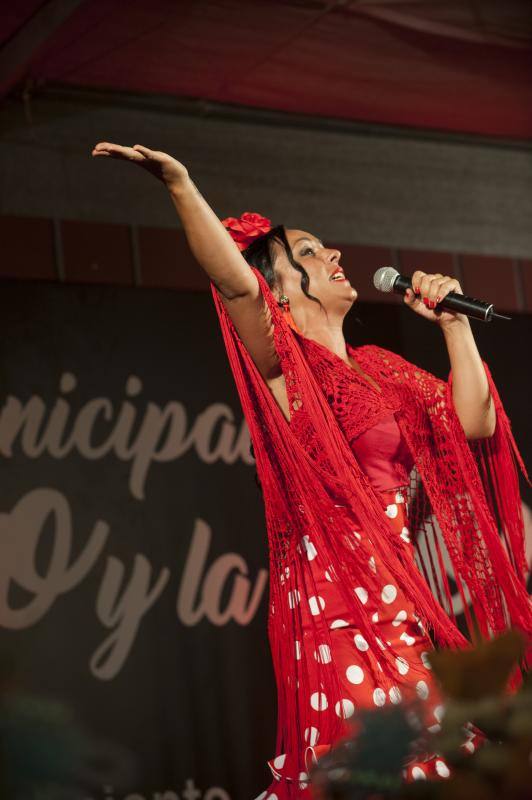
left=258, top=490, right=458, bottom=799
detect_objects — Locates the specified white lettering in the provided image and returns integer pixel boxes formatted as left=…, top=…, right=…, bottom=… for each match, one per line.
left=0, top=491, right=266, bottom=678
left=0, top=488, right=108, bottom=628
left=177, top=519, right=268, bottom=627
left=0, top=375, right=252, bottom=500
left=92, top=555, right=170, bottom=680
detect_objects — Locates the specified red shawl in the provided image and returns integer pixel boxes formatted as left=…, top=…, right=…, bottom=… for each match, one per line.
left=212, top=270, right=531, bottom=784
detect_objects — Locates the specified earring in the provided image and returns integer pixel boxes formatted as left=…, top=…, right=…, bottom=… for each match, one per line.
left=277, top=294, right=301, bottom=334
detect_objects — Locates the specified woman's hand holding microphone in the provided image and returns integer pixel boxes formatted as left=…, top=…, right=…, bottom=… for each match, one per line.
left=404, top=270, right=469, bottom=330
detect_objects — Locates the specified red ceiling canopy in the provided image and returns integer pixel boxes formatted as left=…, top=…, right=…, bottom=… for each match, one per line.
left=1, top=0, right=531, bottom=139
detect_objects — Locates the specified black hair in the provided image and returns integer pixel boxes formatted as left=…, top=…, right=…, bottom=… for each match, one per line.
left=242, top=224, right=323, bottom=309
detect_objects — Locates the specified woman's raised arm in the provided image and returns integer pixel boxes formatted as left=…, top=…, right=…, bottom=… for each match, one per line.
left=92, top=142, right=256, bottom=298
left=92, top=143, right=282, bottom=382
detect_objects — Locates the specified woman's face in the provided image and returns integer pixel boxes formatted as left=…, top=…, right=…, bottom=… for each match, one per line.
left=274, top=229, right=357, bottom=317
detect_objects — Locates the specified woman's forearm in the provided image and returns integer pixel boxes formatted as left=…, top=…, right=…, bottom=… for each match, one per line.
left=169, top=178, right=257, bottom=299
left=441, top=317, right=496, bottom=439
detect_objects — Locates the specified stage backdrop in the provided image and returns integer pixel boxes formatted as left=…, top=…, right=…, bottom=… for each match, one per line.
left=0, top=281, right=530, bottom=800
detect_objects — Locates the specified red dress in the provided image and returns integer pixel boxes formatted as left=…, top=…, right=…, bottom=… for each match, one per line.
left=257, top=336, right=471, bottom=798
left=211, top=274, right=530, bottom=800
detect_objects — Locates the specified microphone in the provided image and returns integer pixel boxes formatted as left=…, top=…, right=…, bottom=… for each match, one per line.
left=373, top=267, right=511, bottom=322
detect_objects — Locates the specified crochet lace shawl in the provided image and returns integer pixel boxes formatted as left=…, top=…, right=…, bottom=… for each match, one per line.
left=212, top=270, right=531, bottom=783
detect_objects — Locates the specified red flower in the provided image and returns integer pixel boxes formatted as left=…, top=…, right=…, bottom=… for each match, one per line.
left=222, top=211, right=272, bottom=251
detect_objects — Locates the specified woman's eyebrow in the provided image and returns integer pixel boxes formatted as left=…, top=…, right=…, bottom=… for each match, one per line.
left=294, top=236, right=324, bottom=246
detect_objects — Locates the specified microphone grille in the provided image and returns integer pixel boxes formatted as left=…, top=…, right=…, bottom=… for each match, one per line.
left=373, top=266, right=399, bottom=294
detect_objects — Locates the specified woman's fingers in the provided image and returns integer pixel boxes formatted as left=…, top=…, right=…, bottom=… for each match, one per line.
left=432, top=278, right=461, bottom=306
left=410, top=271, right=463, bottom=309
left=424, top=277, right=461, bottom=307
left=92, top=141, right=123, bottom=155
left=91, top=142, right=146, bottom=161
left=91, top=141, right=189, bottom=190
left=411, top=270, right=426, bottom=294
left=419, top=273, right=442, bottom=302
left=403, top=287, right=418, bottom=306
left=132, top=144, right=154, bottom=157
left=424, top=275, right=447, bottom=305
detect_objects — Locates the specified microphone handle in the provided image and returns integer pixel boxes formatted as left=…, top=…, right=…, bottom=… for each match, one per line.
left=393, top=274, right=496, bottom=322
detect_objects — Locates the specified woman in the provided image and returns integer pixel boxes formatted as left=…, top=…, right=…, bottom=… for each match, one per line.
left=92, top=142, right=531, bottom=799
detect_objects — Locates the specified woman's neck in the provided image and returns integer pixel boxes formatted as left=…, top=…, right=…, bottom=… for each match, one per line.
left=299, top=318, right=350, bottom=364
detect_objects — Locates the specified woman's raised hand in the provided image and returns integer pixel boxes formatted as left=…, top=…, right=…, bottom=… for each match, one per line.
left=92, top=142, right=189, bottom=192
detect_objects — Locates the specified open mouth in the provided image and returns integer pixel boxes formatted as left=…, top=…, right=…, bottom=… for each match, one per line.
left=329, top=267, right=347, bottom=282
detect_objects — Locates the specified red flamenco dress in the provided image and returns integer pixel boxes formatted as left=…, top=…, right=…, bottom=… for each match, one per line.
left=211, top=271, right=531, bottom=800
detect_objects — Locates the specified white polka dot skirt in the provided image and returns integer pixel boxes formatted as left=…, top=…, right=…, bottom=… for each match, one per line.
left=258, top=488, right=471, bottom=799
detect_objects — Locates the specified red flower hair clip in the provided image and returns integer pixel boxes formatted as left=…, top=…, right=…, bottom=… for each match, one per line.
left=222, top=211, right=272, bottom=251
